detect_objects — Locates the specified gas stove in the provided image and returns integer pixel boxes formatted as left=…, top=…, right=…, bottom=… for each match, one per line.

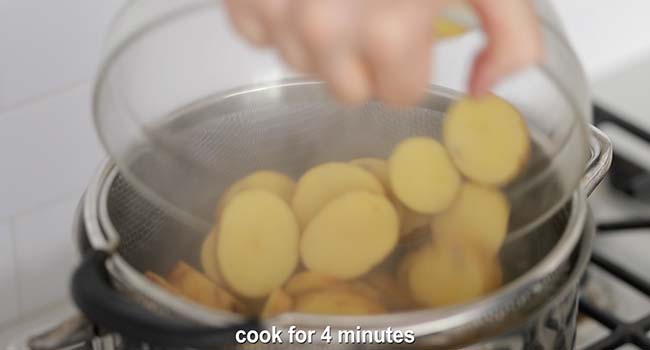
left=573, top=106, right=650, bottom=350
left=3, top=105, right=650, bottom=350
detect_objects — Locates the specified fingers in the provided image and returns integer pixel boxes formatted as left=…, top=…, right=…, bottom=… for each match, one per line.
left=223, top=0, right=269, bottom=45
left=226, top=0, right=438, bottom=106
left=468, top=0, right=543, bottom=96
left=289, top=0, right=438, bottom=105
left=289, top=0, right=370, bottom=103
left=225, top=0, right=542, bottom=106
left=362, top=1, right=438, bottom=106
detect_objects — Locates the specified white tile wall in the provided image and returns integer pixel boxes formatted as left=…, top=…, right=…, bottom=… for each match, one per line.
left=0, top=0, right=126, bottom=109
left=14, top=198, right=80, bottom=315
left=0, top=84, right=105, bottom=219
left=0, top=0, right=125, bottom=327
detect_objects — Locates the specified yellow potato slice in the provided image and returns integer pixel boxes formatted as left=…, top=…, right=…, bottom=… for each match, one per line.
left=285, top=271, right=341, bottom=295
left=365, top=272, right=414, bottom=310
left=400, top=209, right=431, bottom=237
left=292, top=163, right=385, bottom=228
left=218, top=190, right=300, bottom=298
left=342, top=282, right=383, bottom=304
left=350, top=158, right=390, bottom=189
left=351, top=157, right=408, bottom=223
left=216, top=170, right=295, bottom=216
left=443, top=95, right=530, bottom=186
left=295, top=289, right=385, bottom=315
left=432, top=182, right=510, bottom=255
left=483, top=256, right=503, bottom=293
left=408, top=243, right=486, bottom=307
left=301, top=192, right=399, bottom=280
left=199, top=230, right=223, bottom=284
left=435, top=18, right=467, bottom=38
left=397, top=249, right=421, bottom=288
left=166, top=261, right=239, bottom=311
left=389, top=137, right=461, bottom=214
left=145, top=271, right=182, bottom=296
left=260, top=289, right=293, bottom=319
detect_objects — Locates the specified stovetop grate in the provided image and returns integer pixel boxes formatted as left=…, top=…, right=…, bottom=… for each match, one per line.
left=580, top=106, right=650, bottom=350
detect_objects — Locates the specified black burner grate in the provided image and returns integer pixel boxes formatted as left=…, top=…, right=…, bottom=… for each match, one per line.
left=579, top=106, right=650, bottom=350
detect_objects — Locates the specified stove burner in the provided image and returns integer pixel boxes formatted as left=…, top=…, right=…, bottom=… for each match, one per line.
left=576, top=105, right=650, bottom=350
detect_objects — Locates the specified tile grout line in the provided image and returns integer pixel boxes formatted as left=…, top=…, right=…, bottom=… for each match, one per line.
left=0, top=79, right=91, bottom=119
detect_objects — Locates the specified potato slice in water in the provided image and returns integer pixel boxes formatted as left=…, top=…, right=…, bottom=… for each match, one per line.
left=199, top=230, right=223, bottom=284
left=218, top=190, right=300, bottom=298
left=301, top=192, right=399, bottom=280
left=166, top=262, right=239, bottom=311
left=443, top=95, right=530, bottom=186
left=292, top=163, right=385, bottom=228
left=408, top=243, right=486, bottom=307
left=216, top=170, right=295, bottom=216
left=389, top=137, right=461, bottom=214
left=260, top=289, right=293, bottom=319
left=432, top=182, right=510, bottom=255
left=295, top=289, right=385, bottom=315
left=285, top=271, right=341, bottom=295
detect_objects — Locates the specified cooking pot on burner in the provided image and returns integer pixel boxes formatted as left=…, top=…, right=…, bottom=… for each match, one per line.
left=69, top=0, right=612, bottom=349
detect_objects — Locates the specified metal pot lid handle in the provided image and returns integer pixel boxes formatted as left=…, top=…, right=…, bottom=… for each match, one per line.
left=582, top=125, right=613, bottom=196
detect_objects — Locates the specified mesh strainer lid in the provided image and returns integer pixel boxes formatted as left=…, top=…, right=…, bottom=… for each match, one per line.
left=94, top=0, right=590, bottom=239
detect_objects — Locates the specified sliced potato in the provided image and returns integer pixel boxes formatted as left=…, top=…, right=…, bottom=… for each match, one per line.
left=397, top=249, right=421, bottom=288
left=351, top=157, right=408, bottom=223
left=432, top=182, right=510, bottom=255
left=145, top=271, right=181, bottom=295
left=285, top=271, right=341, bottom=295
left=301, top=192, right=399, bottom=280
left=400, top=209, right=431, bottom=237
left=260, top=289, right=293, bottom=319
left=481, top=253, right=503, bottom=293
left=199, top=230, right=223, bottom=284
left=365, top=272, right=414, bottom=310
left=435, top=18, right=467, bottom=38
left=166, top=261, right=239, bottom=311
left=350, top=158, right=390, bottom=190
left=218, top=190, right=300, bottom=298
left=295, top=289, right=385, bottom=315
left=389, top=137, right=461, bottom=214
left=408, top=243, right=486, bottom=307
left=342, top=282, right=383, bottom=304
left=216, top=170, right=295, bottom=216
left=292, top=163, right=385, bottom=228
left=443, top=94, right=530, bottom=186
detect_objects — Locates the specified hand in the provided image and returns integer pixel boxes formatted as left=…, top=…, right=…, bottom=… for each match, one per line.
left=224, top=0, right=542, bottom=106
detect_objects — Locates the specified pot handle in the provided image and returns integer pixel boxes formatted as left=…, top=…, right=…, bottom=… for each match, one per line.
left=582, top=125, right=613, bottom=196
left=71, top=249, right=260, bottom=348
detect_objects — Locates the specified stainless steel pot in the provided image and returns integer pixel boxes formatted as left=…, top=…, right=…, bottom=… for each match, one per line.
left=67, top=126, right=611, bottom=349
